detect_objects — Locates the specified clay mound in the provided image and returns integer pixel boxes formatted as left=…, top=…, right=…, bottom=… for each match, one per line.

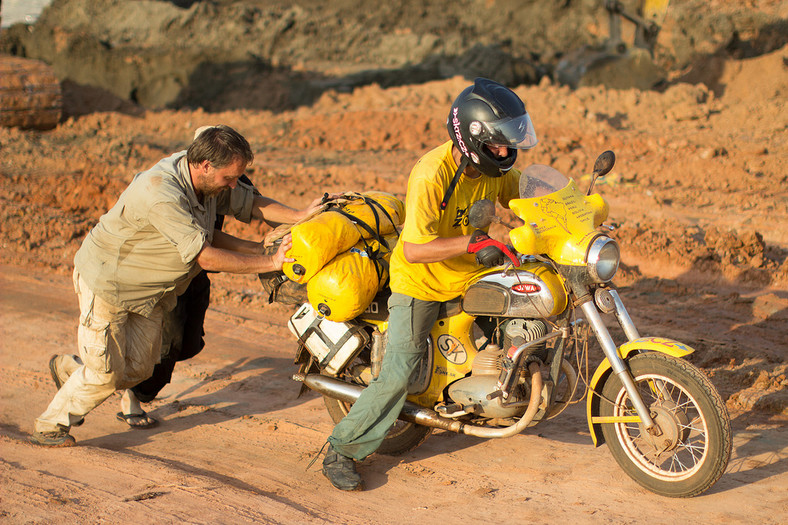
left=718, top=44, right=788, bottom=102
left=2, top=0, right=786, bottom=110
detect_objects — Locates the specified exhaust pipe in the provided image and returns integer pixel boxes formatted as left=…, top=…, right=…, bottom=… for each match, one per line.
left=293, top=362, right=543, bottom=439
left=292, top=372, right=465, bottom=432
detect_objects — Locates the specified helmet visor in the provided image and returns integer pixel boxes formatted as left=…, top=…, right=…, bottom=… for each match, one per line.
left=475, top=113, right=538, bottom=150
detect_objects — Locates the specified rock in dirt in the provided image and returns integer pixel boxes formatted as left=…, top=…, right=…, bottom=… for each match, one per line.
left=0, top=55, right=61, bottom=129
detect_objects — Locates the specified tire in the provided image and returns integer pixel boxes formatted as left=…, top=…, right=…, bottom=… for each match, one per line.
left=323, top=395, right=432, bottom=456
left=599, top=352, right=731, bottom=497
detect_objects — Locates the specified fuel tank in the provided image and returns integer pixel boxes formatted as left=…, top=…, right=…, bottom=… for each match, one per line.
left=461, top=263, right=567, bottom=318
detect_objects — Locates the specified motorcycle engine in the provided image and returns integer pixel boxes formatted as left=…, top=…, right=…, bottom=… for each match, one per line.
left=502, top=319, right=549, bottom=363
left=447, top=319, right=548, bottom=419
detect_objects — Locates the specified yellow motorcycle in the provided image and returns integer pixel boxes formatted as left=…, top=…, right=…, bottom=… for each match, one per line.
left=287, top=151, right=732, bottom=498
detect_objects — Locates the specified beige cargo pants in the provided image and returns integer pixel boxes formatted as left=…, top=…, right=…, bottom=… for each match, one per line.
left=34, top=271, right=163, bottom=433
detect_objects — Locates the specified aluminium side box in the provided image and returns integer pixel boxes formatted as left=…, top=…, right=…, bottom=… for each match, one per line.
left=288, top=303, right=369, bottom=375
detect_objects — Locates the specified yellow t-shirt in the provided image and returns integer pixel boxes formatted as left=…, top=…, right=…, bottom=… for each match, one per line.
left=389, top=141, right=520, bottom=301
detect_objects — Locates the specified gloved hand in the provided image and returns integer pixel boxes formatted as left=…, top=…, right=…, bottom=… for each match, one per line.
left=467, top=230, right=519, bottom=268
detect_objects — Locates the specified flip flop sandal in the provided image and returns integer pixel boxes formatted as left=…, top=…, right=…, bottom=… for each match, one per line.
left=116, top=411, right=158, bottom=429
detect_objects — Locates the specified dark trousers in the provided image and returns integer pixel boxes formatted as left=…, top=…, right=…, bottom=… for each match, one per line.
left=131, top=271, right=211, bottom=403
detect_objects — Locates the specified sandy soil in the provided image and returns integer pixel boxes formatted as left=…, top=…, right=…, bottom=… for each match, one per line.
left=1, top=1, right=787, bottom=522
left=1, top=264, right=786, bottom=524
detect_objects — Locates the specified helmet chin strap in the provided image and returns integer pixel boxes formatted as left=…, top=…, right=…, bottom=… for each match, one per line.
left=440, top=156, right=469, bottom=211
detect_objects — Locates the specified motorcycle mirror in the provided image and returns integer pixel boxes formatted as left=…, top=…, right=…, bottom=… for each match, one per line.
left=587, top=150, right=616, bottom=195
left=468, top=199, right=497, bottom=229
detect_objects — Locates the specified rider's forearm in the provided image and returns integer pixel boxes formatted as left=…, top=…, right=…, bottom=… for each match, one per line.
left=403, top=237, right=471, bottom=264
left=196, top=242, right=278, bottom=274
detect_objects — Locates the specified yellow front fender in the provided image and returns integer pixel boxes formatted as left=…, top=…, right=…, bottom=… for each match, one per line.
left=586, top=337, right=694, bottom=446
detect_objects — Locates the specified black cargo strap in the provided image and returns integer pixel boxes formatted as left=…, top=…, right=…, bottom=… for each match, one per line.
left=328, top=210, right=386, bottom=285
left=440, top=157, right=469, bottom=211
left=333, top=207, right=384, bottom=245
left=330, top=195, right=397, bottom=250
left=367, top=252, right=391, bottom=289
left=359, top=231, right=392, bottom=287
left=358, top=194, right=397, bottom=247
left=329, top=195, right=399, bottom=287
left=266, top=273, right=289, bottom=304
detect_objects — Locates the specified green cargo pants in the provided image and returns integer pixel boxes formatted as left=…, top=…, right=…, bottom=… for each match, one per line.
left=327, top=293, right=442, bottom=461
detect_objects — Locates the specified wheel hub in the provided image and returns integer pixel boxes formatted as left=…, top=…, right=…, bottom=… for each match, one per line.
left=639, top=401, right=689, bottom=453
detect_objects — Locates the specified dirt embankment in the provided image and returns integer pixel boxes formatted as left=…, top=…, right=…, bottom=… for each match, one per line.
left=1, top=0, right=786, bottom=111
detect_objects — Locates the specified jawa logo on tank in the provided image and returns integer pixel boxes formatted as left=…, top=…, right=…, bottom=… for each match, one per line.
left=512, top=282, right=541, bottom=294
left=437, top=334, right=467, bottom=364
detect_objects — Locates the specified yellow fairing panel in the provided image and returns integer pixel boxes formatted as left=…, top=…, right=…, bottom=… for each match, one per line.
left=509, top=180, right=609, bottom=265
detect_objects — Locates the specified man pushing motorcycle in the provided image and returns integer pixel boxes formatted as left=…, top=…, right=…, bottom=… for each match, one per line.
left=321, top=78, right=538, bottom=491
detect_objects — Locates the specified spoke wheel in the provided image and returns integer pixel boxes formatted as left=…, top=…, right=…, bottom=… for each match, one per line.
left=600, top=353, right=731, bottom=497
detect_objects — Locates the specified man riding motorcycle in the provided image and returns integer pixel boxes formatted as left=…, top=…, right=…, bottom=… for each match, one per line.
left=321, top=78, right=539, bottom=491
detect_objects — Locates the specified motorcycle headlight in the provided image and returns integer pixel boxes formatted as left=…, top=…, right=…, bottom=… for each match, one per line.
left=587, top=236, right=620, bottom=283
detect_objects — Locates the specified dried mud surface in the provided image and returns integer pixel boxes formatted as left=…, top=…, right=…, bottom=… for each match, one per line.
left=1, top=1, right=787, bottom=524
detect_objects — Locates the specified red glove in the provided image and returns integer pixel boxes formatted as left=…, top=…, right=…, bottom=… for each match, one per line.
left=467, top=230, right=519, bottom=268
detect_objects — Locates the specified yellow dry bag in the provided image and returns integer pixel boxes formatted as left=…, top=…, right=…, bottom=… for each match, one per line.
left=307, top=233, right=398, bottom=322
left=283, top=192, right=404, bottom=284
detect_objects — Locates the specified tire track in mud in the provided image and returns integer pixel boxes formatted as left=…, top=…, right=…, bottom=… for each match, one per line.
left=0, top=434, right=333, bottom=524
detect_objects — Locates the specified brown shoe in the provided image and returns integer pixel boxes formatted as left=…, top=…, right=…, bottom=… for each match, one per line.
left=322, top=444, right=364, bottom=491
left=29, top=429, right=76, bottom=447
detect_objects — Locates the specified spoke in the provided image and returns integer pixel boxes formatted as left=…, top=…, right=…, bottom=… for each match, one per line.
left=645, top=378, right=663, bottom=401
left=664, top=380, right=677, bottom=400
left=674, top=396, right=693, bottom=412
left=681, top=418, right=705, bottom=435
left=684, top=439, right=707, bottom=456
left=670, top=454, right=688, bottom=472
left=676, top=452, right=698, bottom=471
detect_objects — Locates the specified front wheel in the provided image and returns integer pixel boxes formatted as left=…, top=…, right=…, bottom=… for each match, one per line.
left=600, top=353, right=731, bottom=497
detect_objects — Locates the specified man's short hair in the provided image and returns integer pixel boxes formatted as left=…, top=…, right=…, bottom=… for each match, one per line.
left=187, top=125, right=254, bottom=168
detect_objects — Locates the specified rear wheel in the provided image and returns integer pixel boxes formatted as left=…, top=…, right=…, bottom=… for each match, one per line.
left=600, top=353, right=731, bottom=497
left=323, top=395, right=432, bottom=456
